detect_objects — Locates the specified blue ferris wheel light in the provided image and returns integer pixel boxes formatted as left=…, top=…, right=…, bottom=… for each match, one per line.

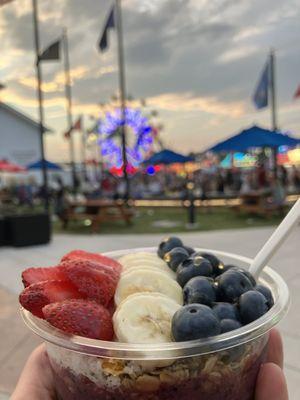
left=98, top=108, right=153, bottom=168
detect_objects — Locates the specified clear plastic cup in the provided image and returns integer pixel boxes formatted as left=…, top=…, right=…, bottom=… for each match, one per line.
left=21, top=248, right=289, bottom=400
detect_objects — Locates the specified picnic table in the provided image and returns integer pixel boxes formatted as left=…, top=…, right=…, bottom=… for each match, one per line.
left=234, top=191, right=285, bottom=217
left=63, top=199, right=133, bottom=232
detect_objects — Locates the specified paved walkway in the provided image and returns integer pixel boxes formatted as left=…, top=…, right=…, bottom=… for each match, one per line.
left=0, top=227, right=299, bottom=399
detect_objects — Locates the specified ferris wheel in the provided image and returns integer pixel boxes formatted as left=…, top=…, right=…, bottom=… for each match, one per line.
left=98, top=108, right=154, bottom=168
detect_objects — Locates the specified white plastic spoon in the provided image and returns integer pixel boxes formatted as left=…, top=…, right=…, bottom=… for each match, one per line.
left=249, top=198, right=300, bottom=278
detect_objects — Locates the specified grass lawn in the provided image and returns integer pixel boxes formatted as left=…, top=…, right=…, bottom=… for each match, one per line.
left=53, top=207, right=285, bottom=235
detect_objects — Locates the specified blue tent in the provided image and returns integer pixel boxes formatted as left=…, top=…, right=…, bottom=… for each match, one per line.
left=27, top=159, right=62, bottom=171
left=144, top=149, right=194, bottom=165
left=220, top=152, right=257, bottom=168
left=208, top=125, right=299, bottom=153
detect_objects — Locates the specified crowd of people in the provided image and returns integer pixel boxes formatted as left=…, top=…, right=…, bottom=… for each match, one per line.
left=85, top=164, right=300, bottom=201
left=0, top=164, right=300, bottom=212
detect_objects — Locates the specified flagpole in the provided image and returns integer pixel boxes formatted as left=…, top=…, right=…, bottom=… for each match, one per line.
left=32, top=0, right=49, bottom=211
left=115, top=0, right=130, bottom=200
left=63, top=27, right=77, bottom=193
left=269, top=49, right=278, bottom=131
left=269, top=49, right=278, bottom=175
left=81, top=126, right=87, bottom=181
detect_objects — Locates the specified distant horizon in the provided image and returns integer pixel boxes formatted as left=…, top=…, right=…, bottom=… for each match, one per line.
left=1, top=0, right=300, bottom=163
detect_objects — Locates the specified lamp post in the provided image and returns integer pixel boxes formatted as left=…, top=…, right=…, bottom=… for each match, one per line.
left=32, top=0, right=49, bottom=211
left=186, top=179, right=196, bottom=226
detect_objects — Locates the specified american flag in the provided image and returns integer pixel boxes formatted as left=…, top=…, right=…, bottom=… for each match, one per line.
left=294, top=85, right=300, bottom=99
left=0, top=0, right=14, bottom=6
left=63, top=116, right=82, bottom=139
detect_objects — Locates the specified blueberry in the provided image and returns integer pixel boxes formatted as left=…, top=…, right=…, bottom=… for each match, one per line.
left=229, top=266, right=256, bottom=286
left=239, top=290, right=269, bottom=324
left=158, top=237, right=183, bottom=259
left=172, top=304, right=221, bottom=341
left=212, top=302, right=240, bottom=321
left=215, top=264, right=235, bottom=276
left=215, top=270, right=254, bottom=303
left=177, top=257, right=213, bottom=287
left=220, top=319, right=242, bottom=333
left=183, top=246, right=195, bottom=256
left=196, top=252, right=222, bottom=275
left=183, top=277, right=216, bottom=306
left=255, top=284, right=274, bottom=309
left=164, top=247, right=189, bottom=272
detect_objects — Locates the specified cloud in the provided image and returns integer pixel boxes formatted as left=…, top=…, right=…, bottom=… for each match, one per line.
left=217, top=45, right=259, bottom=64
left=3, top=89, right=66, bottom=109
left=1, top=0, right=300, bottom=162
left=18, top=77, right=61, bottom=93
left=16, top=64, right=115, bottom=98
left=147, top=92, right=245, bottom=117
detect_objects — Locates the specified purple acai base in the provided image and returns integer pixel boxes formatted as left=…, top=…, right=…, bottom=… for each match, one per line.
left=47, top=335, right=268, bottom=400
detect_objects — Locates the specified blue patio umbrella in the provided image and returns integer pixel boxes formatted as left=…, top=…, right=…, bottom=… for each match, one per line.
left=144, top=149, right=194, bottom=165
left=208, top=125, right=299, bottom=153
left=27, top=159, right=62, bottom=171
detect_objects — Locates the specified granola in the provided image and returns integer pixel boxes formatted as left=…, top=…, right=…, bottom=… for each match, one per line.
left=46, top=333, right=268, bottom=400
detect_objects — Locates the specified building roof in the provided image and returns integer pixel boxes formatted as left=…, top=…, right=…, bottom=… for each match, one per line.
left=0, top=101, right=52, bottom=133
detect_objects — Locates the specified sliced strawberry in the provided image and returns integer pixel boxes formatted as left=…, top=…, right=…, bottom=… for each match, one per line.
left=19, top=280, right=84, bottom=318
left=43, top=299, right=114, bottom=340
left=61, top=260, right=118, bottom=306
left=61, top=250, right=122, bottom=274
left=22, top=266, right=67, bottom=288
left=107, top=298, right=116, bottom=316
left=61, top=258, right=120, bottom=282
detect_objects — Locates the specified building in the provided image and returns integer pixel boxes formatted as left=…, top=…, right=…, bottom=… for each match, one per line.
left=0, top=102, right=51, bottom=166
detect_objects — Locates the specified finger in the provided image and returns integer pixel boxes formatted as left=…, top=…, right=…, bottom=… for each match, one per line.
left=255, top=363, right=288, bottom=400
left=11, top=344, right=56, bottom=400
left=266, top=329, right=284, bottom=368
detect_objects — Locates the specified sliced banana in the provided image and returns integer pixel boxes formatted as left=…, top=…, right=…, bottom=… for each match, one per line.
left=121, top=265, right=174, bottom=279
left=118, top=252, right=160, bottom=265
left=114, top=268, right=183, bottom=306
left=121, top=257, right=166, bottom=269
left=122, top=260, right=175, bottom=279
left=119, top=252, right=175, bottom=278
left=113, top=292, right=181, bottom=343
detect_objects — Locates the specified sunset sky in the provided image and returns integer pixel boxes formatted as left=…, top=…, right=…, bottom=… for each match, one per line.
left=0, top=0, right=300, bottom=162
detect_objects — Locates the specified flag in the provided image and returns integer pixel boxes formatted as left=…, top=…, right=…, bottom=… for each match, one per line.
left=253, top=60, right=270, bottom=109
left=38, top=40, right=61, bottom=63
left=64, top=117, right=82, bottom=139
left=87, top=122, right=99, bottom=134
left=0, top=0, right=14, bottom=6
left=98, top=6, right=115, bottom=52
left=64, top=129, right=71, bottom=140
left=294, top=84, right=300, bottom=99
left=73, top=116, right=82, bottom=131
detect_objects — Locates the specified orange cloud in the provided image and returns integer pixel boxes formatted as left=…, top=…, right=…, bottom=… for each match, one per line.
left=18, top=77, right=62, bottom=93
left=18, top=65, right=90, bottom=93
left=4, top=87, right=102, bottom=122
left=146, top=92, right=245, bottom=117
left=4, top=89, right=66, bottom=109
left=55, top=65, right=90, bottom=85
left=95, top=65, right=117, bottom=77
left=17, top=64, right=115, bottom=94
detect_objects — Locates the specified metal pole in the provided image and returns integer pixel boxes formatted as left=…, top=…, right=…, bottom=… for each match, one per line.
left=81, top=129, right=87, bottom=181
left=32, top=0, right=49, bottom=211
left=94, top=136, right=100, bottom=182
left=186, top=179, right=196, bottom=226
left=269, top=49, right=278, bottom=131
left=63, top=27, right=77, bottom=192
left=269, top=49, right=278, bottom=176
left=115, top=0, right=130, bottom=200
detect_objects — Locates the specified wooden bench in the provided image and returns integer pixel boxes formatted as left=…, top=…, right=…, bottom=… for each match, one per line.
left=63, top=199, right=134, bottom=232
left=233, top=192, right=285, bottom=217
